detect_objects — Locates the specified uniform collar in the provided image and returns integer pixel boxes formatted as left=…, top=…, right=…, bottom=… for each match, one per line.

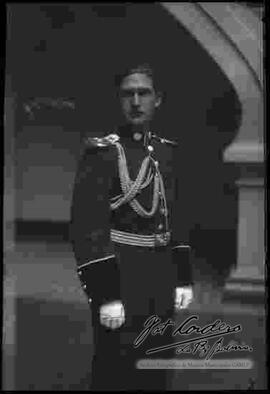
left=117, top=125, right=152, bottom=146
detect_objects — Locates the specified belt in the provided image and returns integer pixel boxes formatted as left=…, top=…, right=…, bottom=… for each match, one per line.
left=110, top=229, right=171, bottom=247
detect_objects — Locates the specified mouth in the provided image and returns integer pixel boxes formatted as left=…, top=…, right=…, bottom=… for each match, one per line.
left=130, top=111, right=144, bottom=118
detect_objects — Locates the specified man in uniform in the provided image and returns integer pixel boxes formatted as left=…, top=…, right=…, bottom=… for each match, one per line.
left=70, top=64, right=194, bottom=390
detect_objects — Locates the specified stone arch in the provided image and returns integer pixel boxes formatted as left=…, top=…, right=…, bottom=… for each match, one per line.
left=161, top=2, right=264, bottom=160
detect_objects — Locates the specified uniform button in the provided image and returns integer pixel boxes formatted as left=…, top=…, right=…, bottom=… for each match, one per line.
left=133, top=132, right=142, bottom=141
left=88, top=298, right=92, bottom=303
left=161, top=208, right=168, bottom=216
left=158, top=224, right=163, bottom=230
left=78, top=271, right=82, bottom=276
left=147, top=145, right=154, bottom=152
left=83, top=284, right=87, bottom=289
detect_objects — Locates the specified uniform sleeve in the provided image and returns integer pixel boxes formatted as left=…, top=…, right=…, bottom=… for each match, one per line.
left=171, top=244, right=194, bottom=287
left=70, top=144, right=120, bottom=303
left=171, top=148, right=194, bottom=287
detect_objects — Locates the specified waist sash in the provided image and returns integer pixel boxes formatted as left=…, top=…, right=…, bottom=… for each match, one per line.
left=110, top=229, right=171, bottom=247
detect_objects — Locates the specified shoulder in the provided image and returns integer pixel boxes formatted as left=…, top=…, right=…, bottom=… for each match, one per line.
left=78, top=132, right=119, bottom=169
left=151, top=133, right=178, bottom=148
left=152, top=133, right=178, bottom=155
left=83, top=133, right=120, bottom=150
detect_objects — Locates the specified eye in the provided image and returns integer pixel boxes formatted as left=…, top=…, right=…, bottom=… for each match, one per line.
left=119, top=88, right=153, bottom=98
left=138, top=88, right=152, bottom=97
left=120, top=89, right=134, bottom=98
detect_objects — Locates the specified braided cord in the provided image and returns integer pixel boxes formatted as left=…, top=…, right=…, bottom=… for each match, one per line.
left=129, top=168, right=160, bottom=217
left=110, top=141, right=167, bottom=219
left=156, top=166, right=169, bottom=232
left=111, top=142, right=150, bottom=210
left=111, top=146, right=151, bottom=209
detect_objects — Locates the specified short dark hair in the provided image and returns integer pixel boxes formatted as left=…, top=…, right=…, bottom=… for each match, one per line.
left=114, top=63, right=158, bottom=91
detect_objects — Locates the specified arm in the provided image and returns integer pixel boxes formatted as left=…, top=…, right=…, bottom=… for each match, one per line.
left=171, top=151, right=194, bottom=309
left=172, top=244, right=194, bottom=310
left=70, top=143, right=121, bottom=305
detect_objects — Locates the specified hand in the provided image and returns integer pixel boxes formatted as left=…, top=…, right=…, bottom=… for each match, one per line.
left=99, top=300, right=125, bottom=329
left=174, top=286, right=193, bottom=310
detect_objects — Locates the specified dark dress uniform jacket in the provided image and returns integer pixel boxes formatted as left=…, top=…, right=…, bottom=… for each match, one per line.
left=70, top=127, right=193, bottom=390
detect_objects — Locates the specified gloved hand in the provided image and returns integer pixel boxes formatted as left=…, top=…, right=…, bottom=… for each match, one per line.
left=174, top=286, right=194, bottom=310
left=99, top=300, right=125, bottom=329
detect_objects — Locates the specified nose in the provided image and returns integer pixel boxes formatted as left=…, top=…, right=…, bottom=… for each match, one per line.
left=132, top=92, right=140, bottom=106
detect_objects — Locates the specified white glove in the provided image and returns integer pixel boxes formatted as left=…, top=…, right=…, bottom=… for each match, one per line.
left=99, top=300, right=125, bottom=329
left=174, top=286, right=193, bottom=310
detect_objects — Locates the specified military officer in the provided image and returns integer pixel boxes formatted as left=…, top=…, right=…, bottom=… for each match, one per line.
left=70, top=63, right=194, bottom=390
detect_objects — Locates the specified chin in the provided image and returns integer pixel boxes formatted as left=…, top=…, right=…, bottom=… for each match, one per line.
left=127, top=118, right=146, bottom=126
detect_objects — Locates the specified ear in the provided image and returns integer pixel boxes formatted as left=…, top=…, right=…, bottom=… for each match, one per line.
left=154, top=92, right=162, bottom=108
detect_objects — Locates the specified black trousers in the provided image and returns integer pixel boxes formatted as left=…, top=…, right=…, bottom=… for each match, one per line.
left=90, top=244, right=177, bottom=391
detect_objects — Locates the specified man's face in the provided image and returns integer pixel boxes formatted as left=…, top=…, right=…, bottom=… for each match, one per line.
left=119, top=72, right=161, bottom=126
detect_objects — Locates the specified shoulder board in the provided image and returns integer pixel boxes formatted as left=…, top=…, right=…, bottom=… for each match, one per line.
left=152, top=133, right=178, bottom=147
left=84, top=133, right=120, bottom=148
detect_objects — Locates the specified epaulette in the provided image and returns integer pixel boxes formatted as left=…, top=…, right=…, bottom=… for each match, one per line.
left=84, top=133, right=120, bottom=148
left=151, top=133, right=178, bottom=147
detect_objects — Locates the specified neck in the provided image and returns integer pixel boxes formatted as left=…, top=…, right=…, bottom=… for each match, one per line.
left=119, top=122, right=150, bottom=137
left=131, top=123, right=149, bottom=135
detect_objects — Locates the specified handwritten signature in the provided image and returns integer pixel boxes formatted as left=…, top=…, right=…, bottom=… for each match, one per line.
left=133, top=315, right=253, bottom=360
